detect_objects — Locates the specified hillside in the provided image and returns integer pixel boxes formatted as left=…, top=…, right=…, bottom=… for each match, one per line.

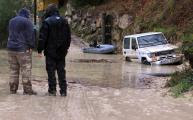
left=66, top=0, right=193, bottom=51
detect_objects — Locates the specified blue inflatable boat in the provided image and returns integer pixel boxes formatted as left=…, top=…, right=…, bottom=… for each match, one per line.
left=82, top=44, right=116, bottom=54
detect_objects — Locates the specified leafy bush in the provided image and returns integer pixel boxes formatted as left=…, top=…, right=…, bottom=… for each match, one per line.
left=153, top=26, right=176, bottom=36
left=181, top=34, right=193, bottom=54
left=166, top=69, right=193, bottom=97
left=70, top=0, right=105, bottom=8
left=180, top=33, right=193, bottom=68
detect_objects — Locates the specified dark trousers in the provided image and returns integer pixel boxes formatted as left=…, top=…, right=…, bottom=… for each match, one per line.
left=46, top=56, right=67, bottom=94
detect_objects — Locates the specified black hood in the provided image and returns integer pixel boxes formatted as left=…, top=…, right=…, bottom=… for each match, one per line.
left=45, top=4, right=59, bottom=18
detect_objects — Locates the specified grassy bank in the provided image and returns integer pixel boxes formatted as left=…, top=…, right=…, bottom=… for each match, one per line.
left=166, top=68, right=193, bottom=97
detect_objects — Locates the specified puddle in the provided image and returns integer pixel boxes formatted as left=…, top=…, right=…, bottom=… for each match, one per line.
left=66, top=59, right=176, bottom=89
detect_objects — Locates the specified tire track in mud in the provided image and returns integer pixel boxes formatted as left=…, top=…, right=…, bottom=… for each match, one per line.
left=65, top=85, right=96, bottom=120
left=34, top=84, right=70, bottom=120
left=82, top=87, right=97, bottom=120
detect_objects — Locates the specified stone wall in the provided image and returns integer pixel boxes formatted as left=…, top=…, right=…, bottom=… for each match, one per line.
left=65, top=4, right=134, bottom=52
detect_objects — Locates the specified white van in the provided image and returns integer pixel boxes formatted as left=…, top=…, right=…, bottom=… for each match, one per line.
left=123, top=32, right=183, bottom=65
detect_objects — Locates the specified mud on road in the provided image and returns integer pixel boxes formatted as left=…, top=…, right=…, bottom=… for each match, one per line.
left=0, top=35, right=193, bottom=120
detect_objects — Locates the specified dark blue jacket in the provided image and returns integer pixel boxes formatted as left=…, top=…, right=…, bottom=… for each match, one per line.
left=7, top=8, right=35, bottom=52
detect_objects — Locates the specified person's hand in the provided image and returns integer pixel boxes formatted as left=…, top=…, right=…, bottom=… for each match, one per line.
left=37, top=53, right=43, bottom=58
left=26, top=49, right=32, bottom=53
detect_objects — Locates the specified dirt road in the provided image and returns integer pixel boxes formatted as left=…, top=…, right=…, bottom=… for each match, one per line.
left=0, top=35, right=193, bottom=120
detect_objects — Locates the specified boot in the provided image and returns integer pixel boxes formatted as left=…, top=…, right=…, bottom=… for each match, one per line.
left=60, top=89, right=67, bottom=97
left=9, top=83, right=18, bottom=94
left=60, top=91, right=67, bottom=97
left=48, top=86, right=57, bottom=96
left=23, top=90, right=37, bottom=95
left=23, top=83, right=37, bottom=95
left=46, top=91, right=56, bottom=96
left=59, top=83, right=67, bottom=97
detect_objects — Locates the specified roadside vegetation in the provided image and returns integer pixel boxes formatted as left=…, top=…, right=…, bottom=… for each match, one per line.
left=166, top=68, right=193, bottom=97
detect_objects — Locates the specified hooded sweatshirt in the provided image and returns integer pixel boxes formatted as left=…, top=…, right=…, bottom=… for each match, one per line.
left=7, top=8, right=35, bottom=52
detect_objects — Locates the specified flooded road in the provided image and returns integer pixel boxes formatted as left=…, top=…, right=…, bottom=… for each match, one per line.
left=67, top=36, right=177, bottom=89
left=0, top=35, right=193, bottom=120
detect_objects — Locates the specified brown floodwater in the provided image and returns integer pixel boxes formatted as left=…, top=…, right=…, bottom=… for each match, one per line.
left=0, top=36, right=193, bottom=120
left=65, top=39, right=178, bottom=89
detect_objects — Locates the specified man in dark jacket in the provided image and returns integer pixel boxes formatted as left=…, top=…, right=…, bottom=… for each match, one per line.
left=7, top=8, right=36, bottom=95
left=38, top=4, right=71, bottom=96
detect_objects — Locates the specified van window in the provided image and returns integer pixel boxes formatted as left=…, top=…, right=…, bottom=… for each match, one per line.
left=124, top=38, right=130, bottom=49
left=132, top=38, right=137, bottom=50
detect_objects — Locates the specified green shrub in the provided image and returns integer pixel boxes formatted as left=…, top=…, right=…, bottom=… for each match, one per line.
left=166, top=69, right=193, bottom=97
left=170, top=81, right=193, bottom=97
left=181, top=34, right=193, bottom=53
left=153, top=26, right=176, bottom=35
left=181, top=34, right=193, bottom=65
left=152, top=26, right=177, bottom=43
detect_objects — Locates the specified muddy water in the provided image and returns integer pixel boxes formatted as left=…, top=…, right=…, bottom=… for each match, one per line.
left=0, top=36, right=193, bottom=120
left=66, top=38, right=177, bottom=89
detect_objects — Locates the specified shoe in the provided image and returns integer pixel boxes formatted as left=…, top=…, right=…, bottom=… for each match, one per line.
left=9, top=83, right=18, bottom=94
left=60, top=91, right=67, bottom=97
left=23, top=90, right=37, bottom=95
left=61, top=93, right=67, bottom=97
left=46, top=91, right=56, bottom=96
left=48, top=92, right=56, bottom=96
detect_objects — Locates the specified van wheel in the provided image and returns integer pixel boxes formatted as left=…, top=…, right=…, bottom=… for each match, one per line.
left=125, top=57, right=131, bottom=62
left=142, top=58, right=150, bottom=65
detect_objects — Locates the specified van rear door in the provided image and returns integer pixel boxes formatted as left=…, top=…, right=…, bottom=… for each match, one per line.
left=130, top=37, right=138, bottom=59
left=123, top=37, right=131, bottom=57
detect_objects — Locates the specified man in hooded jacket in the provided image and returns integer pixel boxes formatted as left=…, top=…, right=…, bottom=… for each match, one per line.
left=38, top=4, right=71, bottom=96
left=7, top=8, right=36, bottom=95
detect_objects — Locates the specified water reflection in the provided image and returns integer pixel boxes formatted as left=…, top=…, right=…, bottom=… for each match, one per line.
left=67, top=56, right=178, bottom=89
left=121, top=60, right=177, bottom=88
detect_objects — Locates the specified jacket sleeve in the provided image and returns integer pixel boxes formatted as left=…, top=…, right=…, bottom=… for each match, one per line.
left=65, top=20, right=71, bottom=50
left=25, top=20, right=35, bottom=49
left=38, top=21, right=49, bottom=53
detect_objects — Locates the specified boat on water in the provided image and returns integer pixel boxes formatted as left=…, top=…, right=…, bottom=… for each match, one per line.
left=82, top=44, right=116, bottom=54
